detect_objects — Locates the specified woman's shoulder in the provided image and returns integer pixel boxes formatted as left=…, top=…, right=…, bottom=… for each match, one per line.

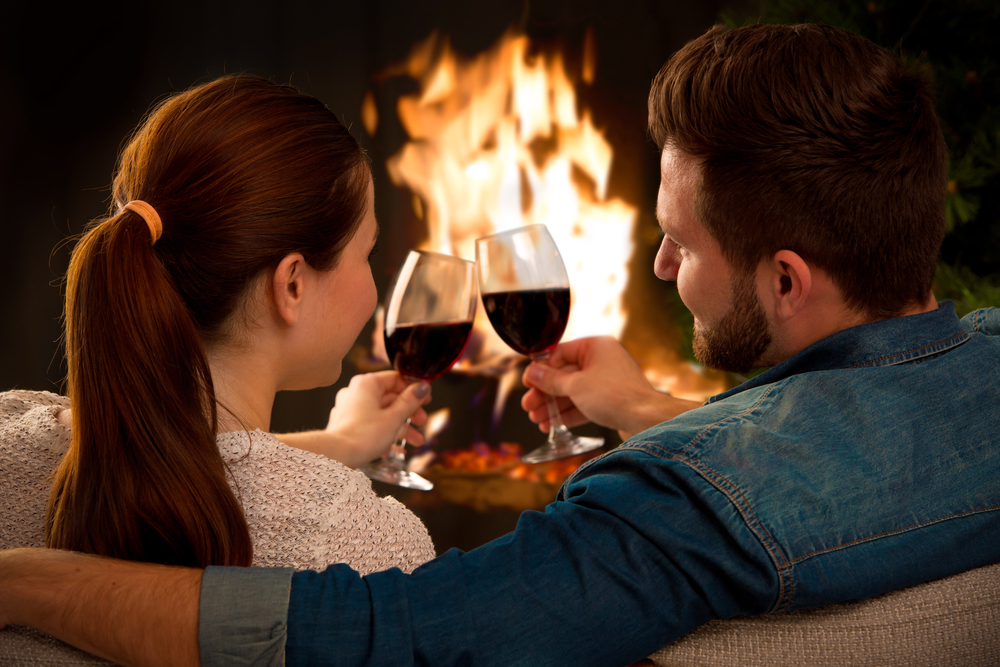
left=216, top=428, right=361, bottom=487
left=1, top=390, right=70, bottom=415
left=0, top=391, right=71, bottom=550
left=0, top=390, right=71, bottom=454
left=215, top=428, right=381, bottom=518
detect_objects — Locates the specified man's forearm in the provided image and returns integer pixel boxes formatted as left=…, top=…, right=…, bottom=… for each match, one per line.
left=0, top=548, right=201, bottom=667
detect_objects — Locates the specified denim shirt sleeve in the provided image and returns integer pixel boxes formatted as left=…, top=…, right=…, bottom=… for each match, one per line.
left=199, top=565, right=295, bottom=667
left=285, top=448, right=778, bottom=667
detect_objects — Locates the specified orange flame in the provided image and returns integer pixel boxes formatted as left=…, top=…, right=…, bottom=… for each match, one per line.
left=368, top=29, right=635, bottom=363
left=365, top=28, right=728, bottom=410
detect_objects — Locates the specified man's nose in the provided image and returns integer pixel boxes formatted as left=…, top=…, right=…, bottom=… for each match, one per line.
left=654, top=239, right=680, bottom=281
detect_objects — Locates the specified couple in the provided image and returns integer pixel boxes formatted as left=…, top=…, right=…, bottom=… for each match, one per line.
left=2, top=21, right=1000, bottom=667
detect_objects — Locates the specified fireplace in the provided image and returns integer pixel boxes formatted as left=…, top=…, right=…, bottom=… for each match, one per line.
left=271, top=11, right=734, bottom=554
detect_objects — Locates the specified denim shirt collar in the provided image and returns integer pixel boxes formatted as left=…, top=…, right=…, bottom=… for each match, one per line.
left=708, top=301, right=969, bottom=404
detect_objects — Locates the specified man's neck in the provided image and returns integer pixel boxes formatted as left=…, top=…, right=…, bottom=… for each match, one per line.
left=764, top=283, right=938, bottom=368
left=900, top=292, right=940, bottom=317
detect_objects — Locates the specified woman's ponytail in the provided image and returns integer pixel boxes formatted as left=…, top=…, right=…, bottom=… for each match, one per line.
left=48, top=206, right=253, bottom=567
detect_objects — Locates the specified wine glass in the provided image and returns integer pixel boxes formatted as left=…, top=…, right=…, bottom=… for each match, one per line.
left=475, top=224, right=604, bottom=464
left=360, top=250, right=477, bottom=490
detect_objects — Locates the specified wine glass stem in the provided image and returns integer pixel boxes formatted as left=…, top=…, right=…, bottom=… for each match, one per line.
left=544, top=394, right=572, bottom=445
left=386, top=417, right=412, bottom=469
left=532, top=351, right=572, bottom=445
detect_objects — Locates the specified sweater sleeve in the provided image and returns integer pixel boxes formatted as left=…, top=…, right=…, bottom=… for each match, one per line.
left=217, top=430, right=436, bottom=575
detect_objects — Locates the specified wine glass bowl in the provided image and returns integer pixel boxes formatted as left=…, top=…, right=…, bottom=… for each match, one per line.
left=361, top=250, right=477, bottom=490
left=480, top=288, right=570, bottom=359
left=476, top=225, right=604, bottom=463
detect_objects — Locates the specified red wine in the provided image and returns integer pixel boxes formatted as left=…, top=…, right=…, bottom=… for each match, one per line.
left=481, top=288, right=570, bottom=357
left=384, top=321, right=474, bottom=381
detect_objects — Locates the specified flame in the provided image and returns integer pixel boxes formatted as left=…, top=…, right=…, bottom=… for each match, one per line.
left=424, top=407, right=451, bottom=442
left=363, top=28, right=729, bottom=413
left=373, top=29, right=636, bottom=362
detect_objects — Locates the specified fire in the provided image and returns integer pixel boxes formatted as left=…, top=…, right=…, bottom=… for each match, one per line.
left=361, top=28, right=729, bottom=433
left=364, top=29, right=635, bottom=362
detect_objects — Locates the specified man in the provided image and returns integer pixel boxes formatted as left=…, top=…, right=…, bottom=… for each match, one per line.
left=2, top=22, right=999, bottom=667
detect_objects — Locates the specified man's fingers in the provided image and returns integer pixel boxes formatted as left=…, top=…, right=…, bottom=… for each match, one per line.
left=521, top=388, right=574, bottom=414
left=533, top=407, right=588, bottom=432
left=525, top=395, right=578, bottom=423
left=522, top=362, right=581, bottom=397
left=547, top=337, right=589, bottom=368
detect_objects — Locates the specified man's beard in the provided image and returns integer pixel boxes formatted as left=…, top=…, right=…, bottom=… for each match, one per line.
left=691, top=271, right=772, bottom=374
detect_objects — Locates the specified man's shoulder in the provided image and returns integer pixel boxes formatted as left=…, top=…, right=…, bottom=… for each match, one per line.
left=961, top=307, right=1000, bottom=336
left=623, top=384, right=778, bottom=453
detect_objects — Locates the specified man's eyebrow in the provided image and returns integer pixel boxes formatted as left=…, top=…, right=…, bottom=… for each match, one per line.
left=660, top=219, right=690, bottom=248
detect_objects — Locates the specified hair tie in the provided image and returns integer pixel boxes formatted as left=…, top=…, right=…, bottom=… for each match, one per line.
left=123, top=200, right=163, bottom=244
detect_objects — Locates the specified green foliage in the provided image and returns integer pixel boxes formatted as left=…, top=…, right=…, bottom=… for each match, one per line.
left=934, top=262, right=1000, bottom=316
left=722, top=0, right=1000, bottom=298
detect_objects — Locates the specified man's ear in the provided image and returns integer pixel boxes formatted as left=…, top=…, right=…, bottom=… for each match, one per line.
left=766, top=250, right=812, bottom=321
left=272, top=253, right=307, bottom=326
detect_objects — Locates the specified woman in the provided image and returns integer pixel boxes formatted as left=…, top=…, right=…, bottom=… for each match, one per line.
left=6, top=75, right=436, bottom=573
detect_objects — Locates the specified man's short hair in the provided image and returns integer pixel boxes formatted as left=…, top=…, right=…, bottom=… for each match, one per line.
left=649, top=24, right=947, bottom=319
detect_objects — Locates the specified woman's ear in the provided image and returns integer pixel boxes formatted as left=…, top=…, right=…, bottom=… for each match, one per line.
left=271, top=253, right=308, bottom=326
left=766, top=249, right=813, bottom=322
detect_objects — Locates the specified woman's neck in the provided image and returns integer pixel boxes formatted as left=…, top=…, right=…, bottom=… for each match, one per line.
left=204, top=342, right=277, bottom=434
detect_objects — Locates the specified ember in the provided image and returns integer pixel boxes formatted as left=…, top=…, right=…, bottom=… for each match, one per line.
left=439, top=441, right=599, bottom=485
left=405, top=441, right=603, bottom=513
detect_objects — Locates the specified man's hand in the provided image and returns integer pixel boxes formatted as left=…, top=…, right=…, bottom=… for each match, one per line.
left=276, top=371, right=431, bottom=468
left=521, top=336, right=702, bottom=440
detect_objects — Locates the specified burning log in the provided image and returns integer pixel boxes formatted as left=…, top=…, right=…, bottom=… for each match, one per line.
left=403, top=442, right=602, bottom=513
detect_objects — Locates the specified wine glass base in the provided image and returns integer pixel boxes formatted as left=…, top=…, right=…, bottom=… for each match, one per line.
left=360, top=461, right=434, bottom=491
left=522, top=436, right=604, bottom=464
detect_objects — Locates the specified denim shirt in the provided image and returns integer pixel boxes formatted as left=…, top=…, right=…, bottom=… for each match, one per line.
left=200, top=304, right=1000, bottom=667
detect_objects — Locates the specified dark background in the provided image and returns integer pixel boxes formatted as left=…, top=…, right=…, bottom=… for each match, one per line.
left=0, top=0, right=746, bottom=430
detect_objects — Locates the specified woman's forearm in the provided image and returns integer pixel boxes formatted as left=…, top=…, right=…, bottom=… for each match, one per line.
left=0, top=548, right=202, bottom=667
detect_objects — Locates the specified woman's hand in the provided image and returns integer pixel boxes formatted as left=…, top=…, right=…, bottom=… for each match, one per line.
left=275, top=371, right=431, bottom=469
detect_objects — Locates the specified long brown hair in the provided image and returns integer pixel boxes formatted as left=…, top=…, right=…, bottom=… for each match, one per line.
left=47, top=75, right=370, bottom=567
left=648, top=24, right=946, bottom=319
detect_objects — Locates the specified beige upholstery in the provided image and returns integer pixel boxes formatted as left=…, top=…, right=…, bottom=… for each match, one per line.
left=650, top=561, right=1000, bottom=667
left=0, top=626, right=116, bottom=666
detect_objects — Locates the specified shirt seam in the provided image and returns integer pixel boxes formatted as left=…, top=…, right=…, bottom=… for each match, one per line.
left=846, top=331, right=969, bottom=368
left=789, top=505, right=1000, bottom=565
left=608, top=442, right=795, bottom=613
left=678, top=386, right=776, bottom=457
left=667, top=451, right=796, bottom=612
